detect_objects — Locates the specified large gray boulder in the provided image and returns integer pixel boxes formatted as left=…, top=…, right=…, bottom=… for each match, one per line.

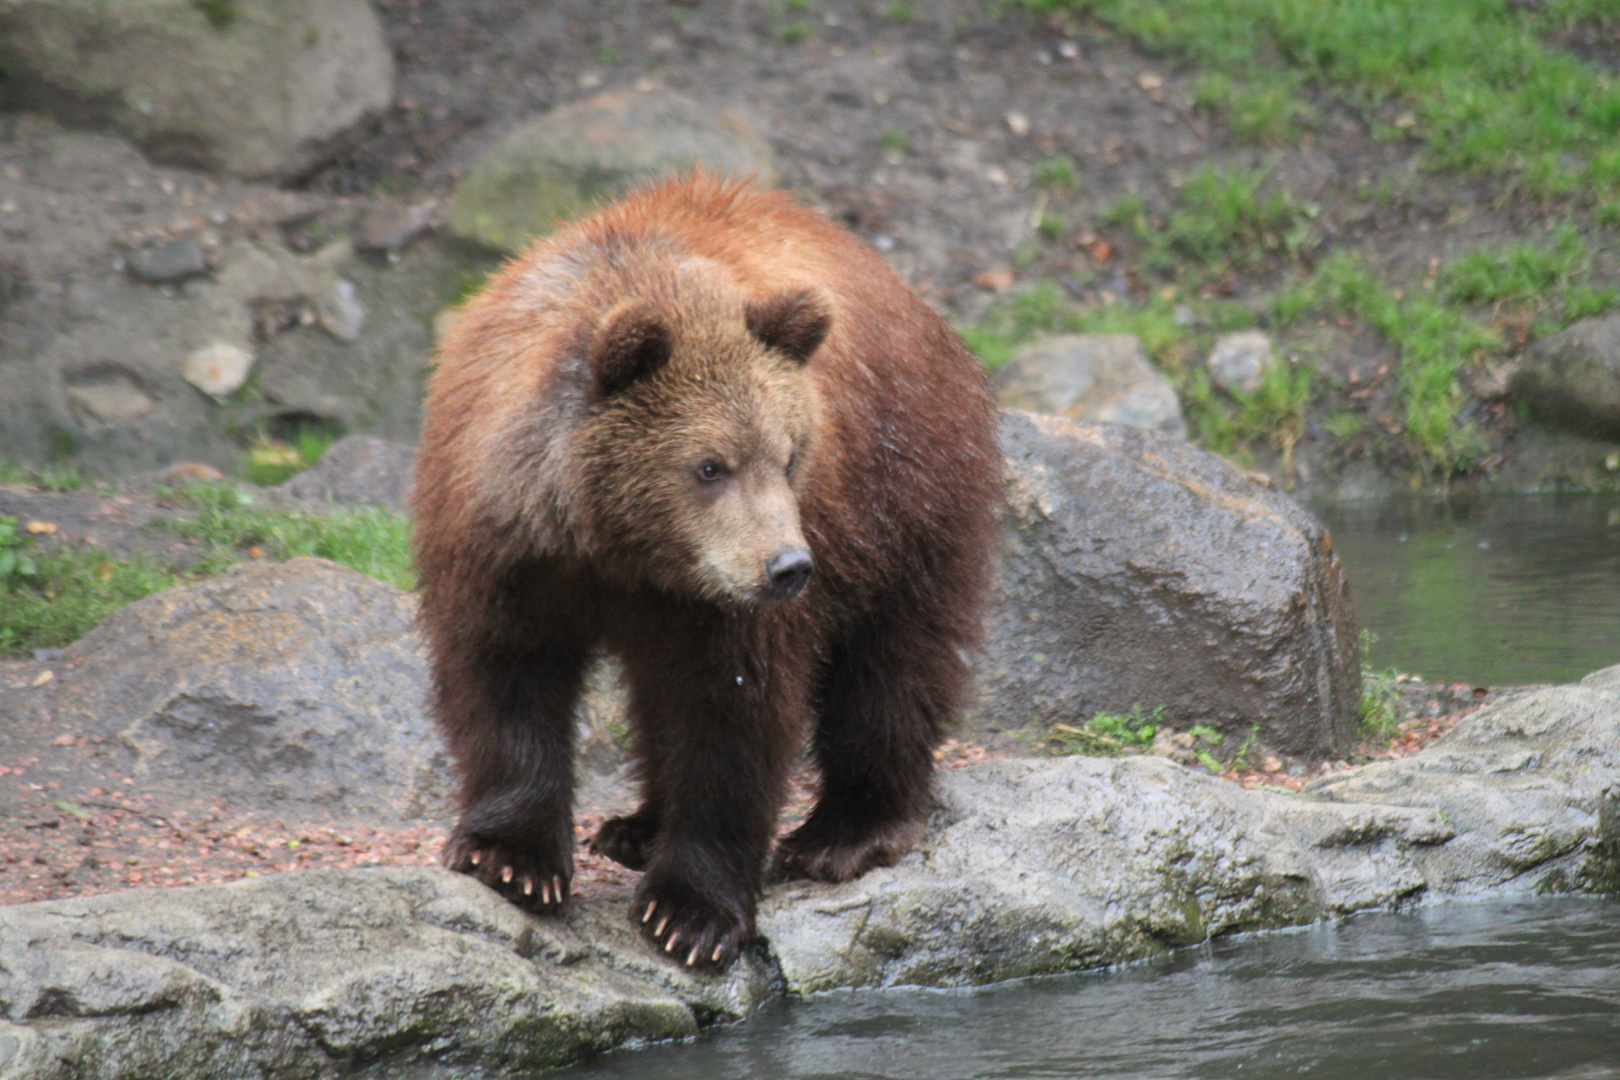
left=0, top=0, right=393, bottom=180
left=1511, top=313, right=1620, bottom=439
left=447, top=90, right=775, bottom=253
left=992, top=334, right=1187, bottom=439
left=975, top=411, right=1361, bottom=757
left=4, top=665, right=1616, bottom=1076
left=1305, top=668, right=1620, bottom=894
left=49, top=557, right=450, bottom=823
left=0, top=867, right=774, bottom=1080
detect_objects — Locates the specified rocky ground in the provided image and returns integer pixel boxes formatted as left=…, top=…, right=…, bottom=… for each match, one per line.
left=2, top=0, right=1618, bottom=493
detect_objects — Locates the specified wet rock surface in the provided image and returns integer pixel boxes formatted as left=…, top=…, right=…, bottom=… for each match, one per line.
left=976, top=411, right=1362, bottom=758
left=992, top=334, right=1187, bottom=439
left=1, top=663, right=1615, bottom=1077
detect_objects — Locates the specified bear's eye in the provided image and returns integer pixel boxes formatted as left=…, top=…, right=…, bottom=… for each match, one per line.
left=697, top=460, right=728, bottom=482
left=785, top=452, right=796, bottom=478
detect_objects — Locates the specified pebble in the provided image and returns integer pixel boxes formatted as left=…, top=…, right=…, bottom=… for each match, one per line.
left=315, top=279, right=366, bottom=341
left=183, top=341, right=255, bottom=398
left=127, top=239, right=208, bottom=283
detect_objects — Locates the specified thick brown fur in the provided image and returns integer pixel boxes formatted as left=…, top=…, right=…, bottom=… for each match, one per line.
left=412, top=173, right=1000, bottom=971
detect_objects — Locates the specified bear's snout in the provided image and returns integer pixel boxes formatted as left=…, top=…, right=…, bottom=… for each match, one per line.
left=765, top=547, right=813, bottom=600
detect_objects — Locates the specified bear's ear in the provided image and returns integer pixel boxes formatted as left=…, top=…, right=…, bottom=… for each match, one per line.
left=590, top=301, right=673, bottom=397
left=746, top=288, right=831, bottom=364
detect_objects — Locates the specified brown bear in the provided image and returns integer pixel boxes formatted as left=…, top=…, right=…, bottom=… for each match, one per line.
left=411, top=172, right=1000, bottom=971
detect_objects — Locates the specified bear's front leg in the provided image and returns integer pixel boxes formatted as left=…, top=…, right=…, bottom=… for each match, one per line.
left=432, top=636, right=589, bottom=915
left=621, top=633, right=805, bottom=970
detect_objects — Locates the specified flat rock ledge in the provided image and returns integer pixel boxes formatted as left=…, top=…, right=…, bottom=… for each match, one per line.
left=3, top=671, right=1617, bottom=1079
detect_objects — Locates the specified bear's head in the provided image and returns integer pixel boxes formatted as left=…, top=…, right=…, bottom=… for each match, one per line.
left=571, top=284, right=831, bottom=606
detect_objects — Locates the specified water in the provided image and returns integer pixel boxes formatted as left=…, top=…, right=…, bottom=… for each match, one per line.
left=1317, top=496, right=1620, bottom=687
left=551, top=898, right=1620, bottom=1080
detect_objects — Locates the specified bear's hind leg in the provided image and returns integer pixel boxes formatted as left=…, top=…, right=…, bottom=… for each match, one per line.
left=590, top=805, right=659, bottom=871
left=774, top=612, right=966, bottom=882
left=435, top=638, right=588, bottom=915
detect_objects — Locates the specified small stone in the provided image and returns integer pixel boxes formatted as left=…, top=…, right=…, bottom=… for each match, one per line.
left=973, top=267, right=1015, bottom=292
left=126, top=239, right=208, bottom=283
left=1206, top=330, right=1276, bottom=395
left=25, top=521, right=57, bottom=535
left=183, top=341, right=255, bottom=399
left=67, top=380, right=156, bottom=423
left=158, top=462, right=227, bottom=485
left=353, top=203, right=435, bottom=254
left=31, top=670, right=54, bottom=687
left=315, top=279, right=366, bottom=341
left=1136, top=72, right=1163, bottom=90
left=1005, top=111, right=1030, bottom=136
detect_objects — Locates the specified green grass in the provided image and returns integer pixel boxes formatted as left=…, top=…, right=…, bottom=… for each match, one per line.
left=1145, top=166, right=1319, bottom=273
left=1183, top=357, right=1315, bottom=464
left=1023, top=0, right=1620, bottom=205
left=156, top=482, right=415, bottom=589
left=1190, top=72, right=1311, bottom=146
left=1045, top=705, right=1163, bottom=755
left=0, top=460, right=86, bottom=492
left=879, top=128, right=909, bottom=154
left=1442, top=224, right=1620, bottom=331
left=1, top=517, right=178, bottom=655
left=1033, top=154, right=1080, bottom=191
left=1276, top=253, right=1499, bottom=475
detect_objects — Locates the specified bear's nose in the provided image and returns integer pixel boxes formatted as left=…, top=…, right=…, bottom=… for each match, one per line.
left=766, top=548, right=813, bottom=600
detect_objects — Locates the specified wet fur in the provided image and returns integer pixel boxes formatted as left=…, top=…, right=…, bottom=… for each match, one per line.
left=413, top=173, right=1001, bottom=971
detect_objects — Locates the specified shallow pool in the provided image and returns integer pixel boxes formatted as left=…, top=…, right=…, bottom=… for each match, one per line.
left=1317, top=496, right=1620, bottom=686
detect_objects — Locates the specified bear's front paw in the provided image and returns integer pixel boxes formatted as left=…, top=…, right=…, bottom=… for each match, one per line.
left=631, top=874, right=751, bottom=972
left=589, top=810, right=659, bottom=871
left=443, top=832, right=570, bottom=915
left=771, top=816, right=925, bottom=883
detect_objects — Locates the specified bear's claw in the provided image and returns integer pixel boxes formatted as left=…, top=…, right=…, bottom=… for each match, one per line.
left=630, top=881, right=749, bottom=973
left=443, top=833, right=570, bottom=916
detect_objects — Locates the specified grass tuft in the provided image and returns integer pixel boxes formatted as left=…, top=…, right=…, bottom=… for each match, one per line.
left=1, top=517, right=177, bottom=656
left=1022, top=0, right=1620, bottom=204
left=156, top=483, right=415, bottom=589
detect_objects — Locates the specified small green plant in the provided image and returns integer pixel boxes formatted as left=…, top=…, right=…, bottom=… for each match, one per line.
left=878, top=128, right=909, bottom=154
left=595, top=43, right=618, bottom=65
left=1186, top=724, right=1225, bottom=771
left=783, top=0, right=810, bottom=9
left=0, top=516, right=38, bottom=582
left=192, top=0, right=236, bottom=29
left=1102, top=192, right=1150, bottom=237
left=1227, top=724, right=1263, bottom=771
left=1358, top=630, right=1404, bottom=741
left=242, top=427, right=335, bottom=487
left=1037, top=209, right=1068, bottom=241
left=1046, top=705, right=1164, bottom=756
left=777, top=20, right=812, bottom=43
left=884, top=1, right=916, bottom=23
left=1033, top=154, right=1079, bottom=192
